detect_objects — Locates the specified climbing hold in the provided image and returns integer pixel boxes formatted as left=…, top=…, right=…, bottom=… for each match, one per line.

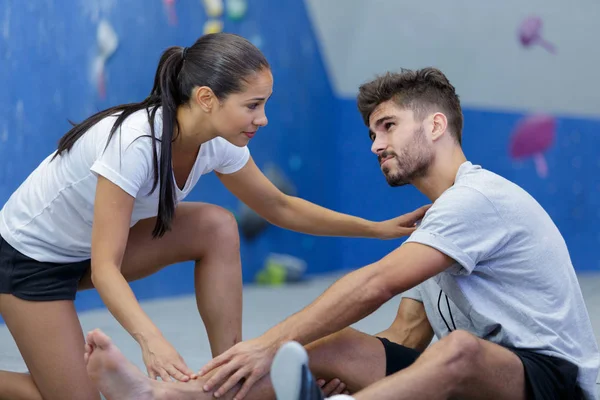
left=226, top=0, right=247, bottom=21
left=203, top=19, right=224, bottom=34
left=203, top=0, right=224, bottom=18
left=163, top=0, right=178, bottom=26
left=509, top=114, right=556, bottom=178
left=255, top=253, right=307, bottom=285
left=518, top=15, right=556, bottom=54
left=94, top=20, right=119, bottom=99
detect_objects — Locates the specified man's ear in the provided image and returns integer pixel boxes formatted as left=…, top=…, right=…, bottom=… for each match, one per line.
left=431, top=112, right=448, bottom=141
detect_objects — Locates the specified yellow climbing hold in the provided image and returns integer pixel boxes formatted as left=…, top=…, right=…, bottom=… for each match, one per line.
left=203, top=19, right=224, bottom=34
left=202, top=0, right=223, bottom=18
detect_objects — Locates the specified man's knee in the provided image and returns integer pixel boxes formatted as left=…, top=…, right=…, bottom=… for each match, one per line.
left=305, top=328, right=372, bottom=379
left=425, top=330, right=481, bottom=381
left=306, top=328, right=358, bottom=360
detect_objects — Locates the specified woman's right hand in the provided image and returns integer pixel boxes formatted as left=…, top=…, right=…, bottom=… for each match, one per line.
left=139, top=334, right=197, bottom=382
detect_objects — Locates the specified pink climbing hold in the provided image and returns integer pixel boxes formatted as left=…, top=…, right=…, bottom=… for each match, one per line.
left=509, top=114, right=556, bottom=178
left=518, top=16, right=556, bottom=54
left=163, top=0, right=178, bottom=25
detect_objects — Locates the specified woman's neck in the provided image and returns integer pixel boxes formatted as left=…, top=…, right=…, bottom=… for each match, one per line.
left=173, top=105, right=216, bottom=153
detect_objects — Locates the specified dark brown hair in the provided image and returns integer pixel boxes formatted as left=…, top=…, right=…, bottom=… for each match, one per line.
left=357, top=67, right=463, bottom=145
left=53, top=33, right=269, bottom=238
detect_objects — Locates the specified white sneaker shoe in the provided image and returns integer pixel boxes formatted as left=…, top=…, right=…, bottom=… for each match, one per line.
left=270, top=341, right=325, bottom=400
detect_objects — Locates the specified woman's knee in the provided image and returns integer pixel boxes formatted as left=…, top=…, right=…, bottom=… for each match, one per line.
left=192, top=204, right=240, bottom=245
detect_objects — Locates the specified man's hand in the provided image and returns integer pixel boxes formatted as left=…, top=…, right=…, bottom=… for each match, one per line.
left=198, top=335, right=280, bottom=399
left=318, top=378, right=350, bottom=396
left=375, top=204, right=430, bottom=239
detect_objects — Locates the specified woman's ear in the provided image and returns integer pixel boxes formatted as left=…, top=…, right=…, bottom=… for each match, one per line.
left=194, top=86, right=217, bottom=113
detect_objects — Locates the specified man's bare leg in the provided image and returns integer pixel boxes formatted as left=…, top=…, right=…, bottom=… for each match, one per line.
left=306, top=327, right=388, bottom=393
left=350, top=330, right=526, bottom=400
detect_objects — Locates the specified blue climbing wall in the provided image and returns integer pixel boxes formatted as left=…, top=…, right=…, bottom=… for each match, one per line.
left=1, top=0, right=598, bottom=320
left=336, top=102, right=600, bottom=273
left=0, top=0, right=340, bottom=313
left=307, top=0, right=600, bottom=274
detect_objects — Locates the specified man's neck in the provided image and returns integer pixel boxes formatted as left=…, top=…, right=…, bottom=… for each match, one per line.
left=412, top=147, right=467, bottom=202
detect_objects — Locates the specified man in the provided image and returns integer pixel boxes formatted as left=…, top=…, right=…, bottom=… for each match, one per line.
left=85, top=67, right=599, bottom=400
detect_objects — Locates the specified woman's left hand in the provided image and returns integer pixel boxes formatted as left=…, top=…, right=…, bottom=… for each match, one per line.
left=375, top=204, right=431, bottom=239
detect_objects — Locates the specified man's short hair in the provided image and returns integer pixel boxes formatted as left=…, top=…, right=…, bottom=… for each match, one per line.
left=357, top=67, right=464, bottom=145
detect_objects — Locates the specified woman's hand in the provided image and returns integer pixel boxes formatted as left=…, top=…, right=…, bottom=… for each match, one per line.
left=375, top=204, right=431, bottom=239
left=139, top=334, right=197, bottom=382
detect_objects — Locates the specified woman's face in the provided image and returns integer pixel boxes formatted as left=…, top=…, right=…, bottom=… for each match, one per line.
left=211, top=68, right=273, bottom=147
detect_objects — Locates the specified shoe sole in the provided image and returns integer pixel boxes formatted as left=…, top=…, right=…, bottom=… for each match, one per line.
left=271, top=341, right=309, bottom=400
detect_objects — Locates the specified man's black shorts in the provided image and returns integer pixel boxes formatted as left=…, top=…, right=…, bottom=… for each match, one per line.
left=376, top=337, right=583, bottom=400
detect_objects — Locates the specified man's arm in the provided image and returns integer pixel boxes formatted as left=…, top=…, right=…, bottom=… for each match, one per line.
left=264, top=242, right=453, bottom=347
left=377, top=297, right=434, bottom=352
left=200, top=242, right=454, bottom=399
left=313, top=297, right=434, bottom=394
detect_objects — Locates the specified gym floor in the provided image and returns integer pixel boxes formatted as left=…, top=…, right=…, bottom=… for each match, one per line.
left=1, top=271, right=599, bottom=397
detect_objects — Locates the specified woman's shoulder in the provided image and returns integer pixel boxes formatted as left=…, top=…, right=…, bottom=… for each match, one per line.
left=86, top=107, right=161, bottom=155
left=119, top=107, right=163, bottom=138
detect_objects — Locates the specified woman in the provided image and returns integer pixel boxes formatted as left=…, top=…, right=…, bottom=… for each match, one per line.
left=0, top=33, right=426, bottom=400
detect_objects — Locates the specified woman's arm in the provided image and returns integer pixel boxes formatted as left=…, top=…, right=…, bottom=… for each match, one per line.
left=90, top=175, right=193, bottom=381
left=217, top=157, right=426, bottom=239
left=90, top=175, right=161, bottom=342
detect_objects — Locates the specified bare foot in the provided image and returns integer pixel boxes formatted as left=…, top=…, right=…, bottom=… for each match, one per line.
left=85, top=329, right=154, bottom=400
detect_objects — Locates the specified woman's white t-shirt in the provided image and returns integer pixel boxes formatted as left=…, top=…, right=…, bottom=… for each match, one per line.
left=0, top=108, right=250, bottom=263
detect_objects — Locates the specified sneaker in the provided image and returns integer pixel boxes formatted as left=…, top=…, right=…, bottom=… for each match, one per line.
left=271, top=341, right=325, bottom=400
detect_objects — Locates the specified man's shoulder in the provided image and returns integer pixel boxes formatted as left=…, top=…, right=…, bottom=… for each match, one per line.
left=433, top=184, right=496, bottom=215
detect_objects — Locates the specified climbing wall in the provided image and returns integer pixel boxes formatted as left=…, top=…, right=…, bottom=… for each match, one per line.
left=0, top=0, right=339, bottom=312
left=0, top=0, right=598, bottom=315
left=305, top=0, right=600, bottom=272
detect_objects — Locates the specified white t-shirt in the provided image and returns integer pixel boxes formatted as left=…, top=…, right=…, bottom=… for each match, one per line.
left=0, top=107, right=250, bottom=263
left=403, top=161, right=599, bottom=399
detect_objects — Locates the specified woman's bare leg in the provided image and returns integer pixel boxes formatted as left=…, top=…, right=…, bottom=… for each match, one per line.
left=79, top=202, right=243, bottom=357
left=0, top=294, right=100, bottom=400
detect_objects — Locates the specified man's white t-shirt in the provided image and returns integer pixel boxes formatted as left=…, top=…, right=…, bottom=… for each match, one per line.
left=403, top=161, right=599, bottom=399
left=0, top=107, right=250, bottom=263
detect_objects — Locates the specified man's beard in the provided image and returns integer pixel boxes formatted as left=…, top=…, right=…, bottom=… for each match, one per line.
left=379, top=126, right=434, bottom=187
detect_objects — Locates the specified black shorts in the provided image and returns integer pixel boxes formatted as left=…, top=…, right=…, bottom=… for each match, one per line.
left=377, top=337, right=584, bottom=400
left=0, top=235, right=90, bottom=301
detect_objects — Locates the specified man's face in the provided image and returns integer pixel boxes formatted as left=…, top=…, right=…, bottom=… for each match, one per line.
left=369, top=100, right=435, bottom=186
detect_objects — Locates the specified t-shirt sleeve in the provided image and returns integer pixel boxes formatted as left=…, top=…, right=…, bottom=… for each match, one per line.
left=213, top=138, right=250, bottom=174
left=402, top=285, right=423, bottom=302
left=404, top=186, right=510, bottom=275
left=90, top=128, right=153, bottom=198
